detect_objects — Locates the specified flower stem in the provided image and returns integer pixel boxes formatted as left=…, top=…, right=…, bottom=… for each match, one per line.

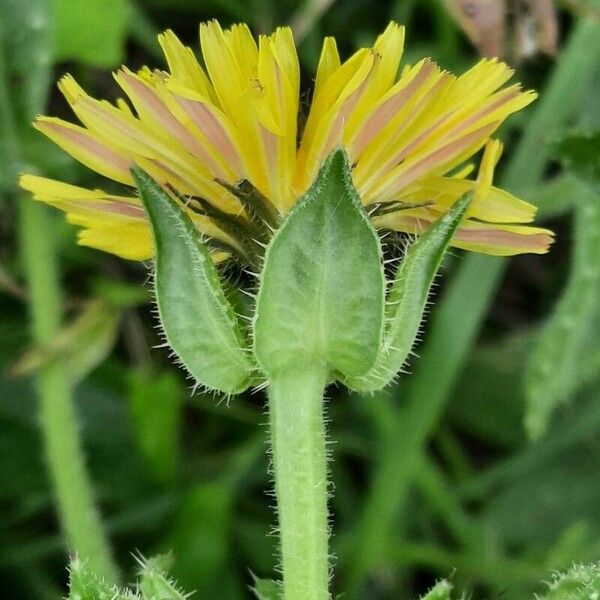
left=268, top=367, right=330, bottom=600
left=19, top=200, right=119, bottom=585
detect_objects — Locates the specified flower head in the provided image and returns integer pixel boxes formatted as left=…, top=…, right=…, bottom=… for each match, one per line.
left=20, top=20, right=553, bottom=260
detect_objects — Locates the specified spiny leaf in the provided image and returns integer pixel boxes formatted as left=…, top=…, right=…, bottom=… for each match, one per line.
left=253, top=148, right=385, bottom=379
left=539, top=563, right=600, bottom=599
left=418, top=579, right=454, bottom=600
left=138, top=555, right=190, bottom=600
left=67, top=555, right=194, bottom=600
left=524, top=189, right=600, bottom=439
left=251, top=577, right=282, bottom=600
left=345, top=192, right=472, bottom=392
left=68, top=557, right=134, bottom=600
left=133, top=167, right=254, bottom=394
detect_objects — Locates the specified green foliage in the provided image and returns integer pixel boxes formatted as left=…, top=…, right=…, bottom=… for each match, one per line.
left=254, top=148, right=385, bottom=379
left=166, top=481, right=233, bottom=596
left=137, top=555, right=190, bottom=600
left=68, top=557, right=132, bottom=600
left=53, top=0, right=131, bottom=68
left=11, top=300, right=120, bottom=385
left=524, top=188, right=600, bottom=439
left=128, top=369, right=182, bottom=483
left=525, top=131, right=600, bottom=439
left=554, top=131, right=600, bottom=183
left=69, top=558, right=600, bottom=600
left=0, top=0, right=51, bottom=129
left=0, top=0, right=51, bottom=190
left=251, top=578, right=282, bottom=600
left=343, top=19, right=600, bottom=594
left=67, top=555, right=190, bottom=600
left=133, top=166, right=254, bottom=394
left=419, top=580, right=454, bottom=600
left=539, top=563, right=600, bottom=599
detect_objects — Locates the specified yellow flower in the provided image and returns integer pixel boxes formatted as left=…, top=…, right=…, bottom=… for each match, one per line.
left=20, top=20, right=553, bottom=260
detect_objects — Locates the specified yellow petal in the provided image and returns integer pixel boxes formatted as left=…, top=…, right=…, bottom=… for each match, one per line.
left=74, top=219, right=154, bottom=260
left=297, top=49, right=375, bottom=190
left=33, top=117, right=133, bottom=184
left=346, top=22, right=405, bottom=129
left=314, top=37, right=341, bottom=96
left=397, top=175, right=537, bottom=225
left=475, top=139, right=502, bottom=203
left=114, top=68, right=233, bottom=180
left=157, top=29, right=217, bottom=103
left=374, top=207, right=554, bottom=255
left=452, top=221, right=554, bottom=255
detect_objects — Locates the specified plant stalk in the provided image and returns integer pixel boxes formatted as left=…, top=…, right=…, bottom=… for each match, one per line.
left=268, top=367, right=330, bottom=600
left=0, top=22, right=118, bottom=582
left=19, top=201, right=119, bottom=584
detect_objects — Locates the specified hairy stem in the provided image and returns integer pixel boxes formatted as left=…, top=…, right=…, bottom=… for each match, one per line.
left=268, top=367, right=330, bottom=600
left=19, top=200, right=119, bottom=584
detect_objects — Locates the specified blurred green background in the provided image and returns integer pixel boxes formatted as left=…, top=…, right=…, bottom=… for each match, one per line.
left=1, top=0, right=600, bottom=598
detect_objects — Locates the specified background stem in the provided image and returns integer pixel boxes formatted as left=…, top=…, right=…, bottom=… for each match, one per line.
left=0, top=29, right=119, bottom=583
left=18, top=200, right=119, bottom=585
left=268, top=367, right=330, bottom=600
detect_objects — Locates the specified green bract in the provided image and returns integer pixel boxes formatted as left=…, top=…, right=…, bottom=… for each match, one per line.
left=133, top=167, right=254, bottom=394
left=135, top=149, right=469, bottom=393
left=254, top=149, right=385, bottom=379
left=345, top=191, right=473, bottom=392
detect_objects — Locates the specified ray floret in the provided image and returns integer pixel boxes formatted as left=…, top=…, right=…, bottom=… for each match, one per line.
left=20, top=19, right=553, bottom=259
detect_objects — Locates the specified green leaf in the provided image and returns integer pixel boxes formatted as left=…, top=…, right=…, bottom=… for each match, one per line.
left=345, top=192, right=472, bottom=392
left=132, top=167, right=254, bottom=394
left=524, top=189, right=600, bottom=439
left=10, top=300, right=119, bottom=384
left=254, top=148, right=385, bottom=379
left=128, top=369, right=182, bottom=484
left=53, top=0, right=131, bottom=68
left=138, top=555, right=189, bottom=600
left=251, top=578, right=282, bottom=600
left=68, top=557, right=134, bottom=600
left=539, top=563, right=600, bottom=600
left=418, top=579, right=453, bottom=600
left=67, top=555, right=197, bottom=600
left=554, top=130, right=600, bottom=183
